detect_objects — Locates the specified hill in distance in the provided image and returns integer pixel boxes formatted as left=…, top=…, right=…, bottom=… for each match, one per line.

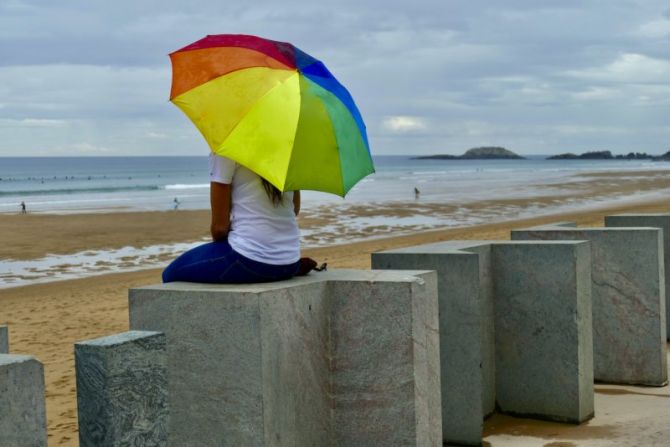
left=413, top=146, right=525, bottom=160
left=547, top=150, right=670, bottom=160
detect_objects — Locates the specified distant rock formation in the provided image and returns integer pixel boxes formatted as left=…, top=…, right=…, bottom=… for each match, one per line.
left=547, top=150, right=657, bottom=160
left=547, top=151, right=613, bottom=160
left=654, top=150, right=670, bottom=161
left=414, top=146, right=525, bottom=160
left=615, top=152, right=654, bottom=160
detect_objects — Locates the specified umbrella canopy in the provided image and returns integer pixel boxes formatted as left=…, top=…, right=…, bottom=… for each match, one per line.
left=169, top=34, right=374, bottom=196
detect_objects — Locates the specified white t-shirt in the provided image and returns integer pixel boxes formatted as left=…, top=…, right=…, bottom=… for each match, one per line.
left=209, top=153, right=300, bottom=265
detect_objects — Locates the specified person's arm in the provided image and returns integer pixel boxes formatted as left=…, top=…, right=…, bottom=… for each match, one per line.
left=293, top=190, right=301, bottom=216
left=210, top=182, right=231, bottom=241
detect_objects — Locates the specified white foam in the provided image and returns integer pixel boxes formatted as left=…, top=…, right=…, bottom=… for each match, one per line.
left=0, top=241, right=205, bottom=289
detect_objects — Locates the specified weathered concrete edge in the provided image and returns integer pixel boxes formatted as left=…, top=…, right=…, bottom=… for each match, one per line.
left=375, top=240, right=589, bottom=256
left=75, top=330, right=164, bottom=347
left=129, top=269, right=437, bottom=296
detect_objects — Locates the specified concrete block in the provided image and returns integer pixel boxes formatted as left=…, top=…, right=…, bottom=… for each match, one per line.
left=328, top=274, right=442, bottom=447
left=374, top=240, right=594, bottom=442
left=0, top=354, right=47, bottom=447
left=129, top=269, right=441, bottom=447
left=605, top=214, right=670, bottom=340
left=372, top=243, right=494, bottom=446
left=75, top=331, right=168, bottom=447
left=491, top=242, right=594, bottom=423
left=0, top=325, right=7, bottom=353
left=513, top=226, right=668, bottom=386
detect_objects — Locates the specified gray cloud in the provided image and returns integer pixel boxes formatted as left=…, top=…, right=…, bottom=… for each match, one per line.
left=1, top=0, right=669, bottom=156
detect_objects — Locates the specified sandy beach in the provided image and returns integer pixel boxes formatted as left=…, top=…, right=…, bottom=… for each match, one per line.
left=2, top=189, right=670, bottom=445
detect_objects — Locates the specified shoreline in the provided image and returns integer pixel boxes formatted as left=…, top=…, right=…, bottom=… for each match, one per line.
left=2, top=167, right=670, bottom=259
left=5, top=189, right=670, bottom=289
left=0, top=171, right=670, bottom=260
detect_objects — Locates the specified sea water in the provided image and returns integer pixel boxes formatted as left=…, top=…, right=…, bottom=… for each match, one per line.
left=2, top=155, right=669, bottom=214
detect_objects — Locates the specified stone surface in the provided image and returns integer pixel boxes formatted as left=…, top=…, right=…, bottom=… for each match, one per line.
left=491, top=242, right=594, bottom=423
left=0, top=325, right=7, bottom=353
left=373, top=240, right=594, bottom=443
left=605, top=214, right=670, bottom=341
left=129, top=269, right=441, bottom=447
left=372, top=244, right=493, bottom=446
left=75, top=331, right=168, bottom=447
left=513, top=226, right=668, bottom=386
left=0, top=354, right=48, bottom=447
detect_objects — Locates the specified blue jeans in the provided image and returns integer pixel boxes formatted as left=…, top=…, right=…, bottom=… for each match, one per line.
left=162, top=240, right=300, bottom=284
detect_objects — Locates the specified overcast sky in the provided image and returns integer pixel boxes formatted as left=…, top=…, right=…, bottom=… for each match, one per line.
left=1, top=0, right=669, bottom=156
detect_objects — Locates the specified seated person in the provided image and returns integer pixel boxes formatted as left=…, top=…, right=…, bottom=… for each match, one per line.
left=162, top=153, right=301, bottom=283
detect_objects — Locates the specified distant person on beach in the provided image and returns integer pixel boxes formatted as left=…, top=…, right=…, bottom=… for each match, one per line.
left=414, top=187, right=420, bottom=199
left=20, top=201, right=26, bottom=214
left=173, top=197, right=180, bottom=210
left=162, top=153, right=303, bottom=283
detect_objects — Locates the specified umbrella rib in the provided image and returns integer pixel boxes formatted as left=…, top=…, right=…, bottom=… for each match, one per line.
left=282, top=75, right=303, bottom=192
left=321, top=92, right=350, bottom=197
left=331, top=111, right=346, bottom=197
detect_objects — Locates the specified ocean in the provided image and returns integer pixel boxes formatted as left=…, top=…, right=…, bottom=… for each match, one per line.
left=2, top=155, right=670, bottom=215
left=3, top=155, right=670, bottom=288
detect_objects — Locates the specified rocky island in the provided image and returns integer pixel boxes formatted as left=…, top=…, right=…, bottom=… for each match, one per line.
left=413, top=146, right=525, bottom=160
left=546, top=150, right=657, bottom=160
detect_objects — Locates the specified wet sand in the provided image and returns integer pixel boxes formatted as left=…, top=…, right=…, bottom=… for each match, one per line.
left=3, top=168, right=670, bottom=261
left=2, top=195, right=670, bottom=445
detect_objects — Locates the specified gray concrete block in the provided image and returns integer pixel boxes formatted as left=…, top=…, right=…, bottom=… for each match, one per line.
left=372, top=244, right=493, bottom=446
left=129, top=269, right=442, bottom=447
left=259, top=283, right=331, bottom=446
left=329, top=275, right=442, bottom=447
left=0, top=354, right=47, bottom=447
left=374, top=240, right=594, bottom=442
left=132, top=284, right=313, bottom=446
left=491, top=242, right=594, bottom=423
left=75, top=331, right=168, bottom=447
left=513, top=227, right=668, bottom=386
left=0, top=325, right=7, bottom=353
left=605, top=214, right=670, bottom=340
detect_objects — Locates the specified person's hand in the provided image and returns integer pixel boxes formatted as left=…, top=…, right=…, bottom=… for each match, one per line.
left=295, top=257, right=327, bottom=276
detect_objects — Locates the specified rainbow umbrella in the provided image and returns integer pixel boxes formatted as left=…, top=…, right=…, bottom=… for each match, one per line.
left=169, top=34, right=374, bottom=196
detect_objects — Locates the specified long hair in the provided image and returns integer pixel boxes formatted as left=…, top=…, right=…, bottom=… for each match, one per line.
left=261, top=178, right=283, bottom=206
